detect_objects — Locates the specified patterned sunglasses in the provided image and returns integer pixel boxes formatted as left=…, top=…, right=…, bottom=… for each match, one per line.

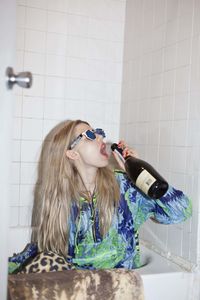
left=69, top=128, right=106, bottom=150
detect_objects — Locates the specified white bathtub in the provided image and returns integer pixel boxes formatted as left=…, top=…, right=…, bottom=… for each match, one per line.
left=137, top=245, right=200, bottom=300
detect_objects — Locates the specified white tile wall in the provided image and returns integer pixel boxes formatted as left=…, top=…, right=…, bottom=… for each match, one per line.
left=10, top=0, right=200, bottom=269
left=121, top=0, right=200, bottom=267
left=9, top=0, right=126, bottom=255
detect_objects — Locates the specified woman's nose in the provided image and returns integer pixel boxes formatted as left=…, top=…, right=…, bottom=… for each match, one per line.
left=96, top=134, right=104, bottom=142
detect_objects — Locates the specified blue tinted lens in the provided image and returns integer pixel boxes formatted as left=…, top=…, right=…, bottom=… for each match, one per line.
left=85, top=130, right=96, bottom=140
left=95, top=128, right=106, bottom=138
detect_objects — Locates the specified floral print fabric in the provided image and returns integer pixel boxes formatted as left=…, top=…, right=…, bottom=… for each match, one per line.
left=68, top=171, right=192, bottom=269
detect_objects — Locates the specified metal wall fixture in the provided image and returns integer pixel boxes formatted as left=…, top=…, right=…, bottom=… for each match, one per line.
left=6, top=67, right=33, bottom=90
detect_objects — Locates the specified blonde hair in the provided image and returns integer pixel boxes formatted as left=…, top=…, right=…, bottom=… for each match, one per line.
left=31, top=119, right=120, bottom=255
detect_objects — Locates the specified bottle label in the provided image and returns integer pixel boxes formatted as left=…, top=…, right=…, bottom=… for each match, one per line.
left=136, top=169, right=156, bottom=195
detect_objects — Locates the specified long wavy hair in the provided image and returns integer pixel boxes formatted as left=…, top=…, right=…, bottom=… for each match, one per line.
left=31, top=119, right=120, bottom=255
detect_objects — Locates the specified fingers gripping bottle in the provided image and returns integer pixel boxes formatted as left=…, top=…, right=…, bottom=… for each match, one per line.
left=111, top=143, right=169, bottom=199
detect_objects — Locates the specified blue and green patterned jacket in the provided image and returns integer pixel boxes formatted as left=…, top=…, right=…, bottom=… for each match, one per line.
left=68, top=171, right=192, bottom=269
left=8, top=170, right=192, bottom=273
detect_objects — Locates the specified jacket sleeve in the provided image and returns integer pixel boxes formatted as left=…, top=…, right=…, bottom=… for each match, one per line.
left=116, top=171, right=192, bottom=229
left=147, top=185, right=192, bottom=224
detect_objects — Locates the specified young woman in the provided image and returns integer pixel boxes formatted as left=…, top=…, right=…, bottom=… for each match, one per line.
left=9, top=119, right=192, bottom=273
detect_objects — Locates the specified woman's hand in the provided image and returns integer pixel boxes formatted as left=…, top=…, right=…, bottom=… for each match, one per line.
left=112, top=140, right=139, bottom=171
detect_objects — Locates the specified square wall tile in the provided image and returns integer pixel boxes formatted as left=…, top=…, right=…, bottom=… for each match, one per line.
left=186, top=146, right=200, bottom=174
left=26, top=7, right=47, bottom=31
left=178, top=13, right=193, bottom=41
left=175, top=66, right=190, bottom=94
left=20, top=184, right=35, bottom=207
left=10, top=185, right=20, bottom=206
left=24, top=52, right=45, bottom=75
left=46, top=32, right=66, bottom=55
left=15, top=50, right=24, bottom=71
left=68, top=0, right=90, bottom=16
left=164, top=44, right=177, bottom=71
left=87, top=39, right=109, bottom=60
left=66, top=57, right=88, bottom=79
left=165, top=19, right=178, bottom=46
left=160, top=96, right=174, bottom=121
left=9, top=207, right=19, bottom=227
left=171, top=146, right=187, bottom=173
left=171, top=120, right=187, bottom=146
left=139, top=77, right=150, bottom=100
left=45, top=76, right=65, bottom=98
left=66, top=78, right=86, bottom=99
left=85, top=80, right=106, bottom=102
left=47, top=0, right=67, bottom=12
left=187, top=120, right=200, bottom=147
left=19, top=206, right=32, bottom=226
left=191, top=36, right=200, bottom=94
left=166, top=0, right=179, bottom=22
left=158, top=146, right=171, bottom=171
left=67, top=14, right=88, bottom=37
left=151, top=49, right=163, bottom=74
left=140, top=54, right=152, bottom=77
left=13, top=118, right=22, bottom=140
left=154, top=0, right=166, bottom=27
left=85, top=101, right=106, bottom=123
left=179, top=0, right=194, bottom=17
left=167, top=226, right=183, bottom=256
left=159, top=120, right=172, bottom=146
left=193, top=0, right=200, bottom=36
left=176, top=39, right=191, bottom=68
left=16, top=5, right=26, bottom=28
left=67, top=36, right=88, bottom=58
left=147, top=122, right=160, bottom=146
left=170, top=172, right=186, bottom=191
left=145, top=145, right=159, bottom=167
left=148, top=98, right=161, bottom=122
left=174, top=93, right=189, bottom=120
left=26, top=0, right=48, bottom=9
left=20, top=162, right=37, bottom=184
left=189, top=93, right=200, bottom=120
left=105, top=62, right=123, bottom=83
left=47, top=11, right=67, bottom=34
left=10, top=162, right=20, bottom=185
left=22, top=96, right=44, bottom=119
left=25, top=29, right=46, bottom=52
left=13, top=95, right=22, bottom=118
left=21, top=140, right=41, bottom=162
left=12, top=140, right=21, bottom=162
left=22, top=118, right=43, bottom=140
left=149, top=73, right=162, bottom=98
left=46, top=55, right=66, bottom=76
left=44, top=98, right=65, bottom=120
left=16, top=28, right=25, bottom=50
left=162, top=70, right=175, bottom=96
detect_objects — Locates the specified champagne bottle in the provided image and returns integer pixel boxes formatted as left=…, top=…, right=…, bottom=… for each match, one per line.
left=111, top=143, right=168, bottom=199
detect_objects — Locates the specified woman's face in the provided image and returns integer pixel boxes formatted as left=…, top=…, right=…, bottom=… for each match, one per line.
left=72, top=123, right=109, bottom=169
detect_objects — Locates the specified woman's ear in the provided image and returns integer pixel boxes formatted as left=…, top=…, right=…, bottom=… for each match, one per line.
left=65, top=149, right=79, bottom=161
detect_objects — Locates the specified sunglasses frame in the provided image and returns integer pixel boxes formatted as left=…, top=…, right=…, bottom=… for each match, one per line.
left=69, top=128, right=105, bottom=150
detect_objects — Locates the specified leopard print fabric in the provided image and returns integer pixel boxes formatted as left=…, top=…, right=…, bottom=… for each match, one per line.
left=20, top=251, right=75, bottom=274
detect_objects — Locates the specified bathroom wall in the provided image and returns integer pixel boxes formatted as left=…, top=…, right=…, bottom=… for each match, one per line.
left=121, top=0, right=200, bottom=268
left=9, top=0, right=126, bottom=255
